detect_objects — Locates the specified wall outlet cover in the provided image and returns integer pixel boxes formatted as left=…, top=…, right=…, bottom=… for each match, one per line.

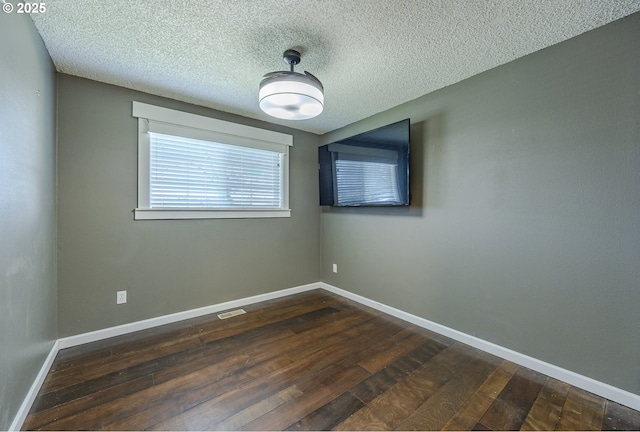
left=116, top=290, right=127, bottom=304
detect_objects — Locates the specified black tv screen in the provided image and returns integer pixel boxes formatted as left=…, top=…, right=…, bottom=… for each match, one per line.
left=319, top=119, right=410, bottom=206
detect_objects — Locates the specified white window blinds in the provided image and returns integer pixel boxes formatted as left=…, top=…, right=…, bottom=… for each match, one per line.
left=132, top=101, right=292, bottom=220
left=149, top=133, right=283, bottom=209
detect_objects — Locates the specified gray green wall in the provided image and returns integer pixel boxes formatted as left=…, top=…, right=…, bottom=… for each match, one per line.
left=320, top=13, right=640, bottom=394
left=0, top=11, right=57, bottom=430
left=56, top=75, right=320, bottom=337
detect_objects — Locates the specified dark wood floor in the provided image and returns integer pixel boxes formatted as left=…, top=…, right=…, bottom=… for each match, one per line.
left=24, top=290, right=640, bottom=431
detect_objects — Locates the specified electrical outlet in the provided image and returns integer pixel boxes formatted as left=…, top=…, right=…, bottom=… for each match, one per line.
left=332, top=263, right=338, bottom=273
left=116, top=290, right=127, bottom=304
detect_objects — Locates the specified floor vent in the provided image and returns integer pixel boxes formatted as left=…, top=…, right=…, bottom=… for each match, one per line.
left=217, top=309, right=246, bottom=320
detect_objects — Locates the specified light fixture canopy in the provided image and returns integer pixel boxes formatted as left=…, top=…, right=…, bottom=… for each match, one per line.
left=259, top=49, right=324, bottom=120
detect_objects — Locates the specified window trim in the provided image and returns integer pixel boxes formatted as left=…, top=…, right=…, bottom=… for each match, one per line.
left=132, top=102, right=292, bottom=220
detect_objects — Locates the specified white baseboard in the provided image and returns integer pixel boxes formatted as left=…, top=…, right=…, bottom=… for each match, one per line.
left=9, top=340, right=60, bottom=431
left=58, top=282, right=322, bottom=349
left=320, top=282, right=640, bottom=411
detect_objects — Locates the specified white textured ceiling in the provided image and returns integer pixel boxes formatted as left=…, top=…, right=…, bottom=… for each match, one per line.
left=30, top=0, right=640, bottom=134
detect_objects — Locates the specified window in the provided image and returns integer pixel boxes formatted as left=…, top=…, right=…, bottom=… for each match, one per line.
left=133, top=102, right=292, bottom=220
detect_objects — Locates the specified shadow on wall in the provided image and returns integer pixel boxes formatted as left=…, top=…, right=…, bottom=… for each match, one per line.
left=320, top=113, right=446, bottom=217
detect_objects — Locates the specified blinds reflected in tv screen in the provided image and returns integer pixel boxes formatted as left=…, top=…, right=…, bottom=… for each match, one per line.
left=319, top=119, right=410, bottom=206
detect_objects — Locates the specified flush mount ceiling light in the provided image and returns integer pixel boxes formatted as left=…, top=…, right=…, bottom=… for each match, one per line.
left=259, top=49, right=324, bottom=120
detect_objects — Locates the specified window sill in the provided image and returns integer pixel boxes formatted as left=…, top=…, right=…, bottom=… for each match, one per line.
left=134, top=208, right=291, bottom=220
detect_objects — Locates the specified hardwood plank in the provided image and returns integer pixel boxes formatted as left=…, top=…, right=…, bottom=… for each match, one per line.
left=103, top=356, right=293, bottom=431
left=520, top=376, right=571, bottom=430
left=284, top=313, right=396, bottom=362
left=51, top=317, right=198, bottom=371
left=226, top=309, right=370, bottom=370
left=144, top=355, right=326, bottom=430
left=22, top=375, right=154, bottom=431
left=603, top=400, right=640, bottom=431
left=212, top=385, right=304, bottom=431
left=193, top=291, right=342, bottom=344
left=557, top=387, right=605, bottom=431
left=472, top=421, right=493, bottom=430
left=393, top=346, right=499, bottom=431
left=152, top=328, right=295, bottom=385
left=285, top=391, right=365, bottom=431
left=197, top=305, right=342, bottom=346
left=477, top=366, right=545, bottom=431
left=334, top=406, right=390, bottom=431
left=441, top=360, right=519, bottom=431
left=349, top=338, right=448, bottom=404
left=33, top=355, right=172, bottom=413
left=35, top=332, right=238, bottom=413
left=357, top=329, right=431, bottom=374
left=39, top=353, right=254, bottom=430
left=40, top=328, right=201, bottom=394
left=336, top=343, right=476, bottom=431
left=267, top=315, right=402, bottom=382
left=239, top=365, right=371, bottom=430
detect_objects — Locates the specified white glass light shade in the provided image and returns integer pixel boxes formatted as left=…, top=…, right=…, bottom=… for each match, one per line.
left=259, top=73, right=324, bottom=120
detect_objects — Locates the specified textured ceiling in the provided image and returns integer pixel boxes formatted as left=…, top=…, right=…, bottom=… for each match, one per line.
left=30, top=0, right=640, bottom=134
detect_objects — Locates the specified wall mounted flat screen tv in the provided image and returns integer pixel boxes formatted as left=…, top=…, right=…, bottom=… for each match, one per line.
left=319, top=119, right=410, bottom=206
